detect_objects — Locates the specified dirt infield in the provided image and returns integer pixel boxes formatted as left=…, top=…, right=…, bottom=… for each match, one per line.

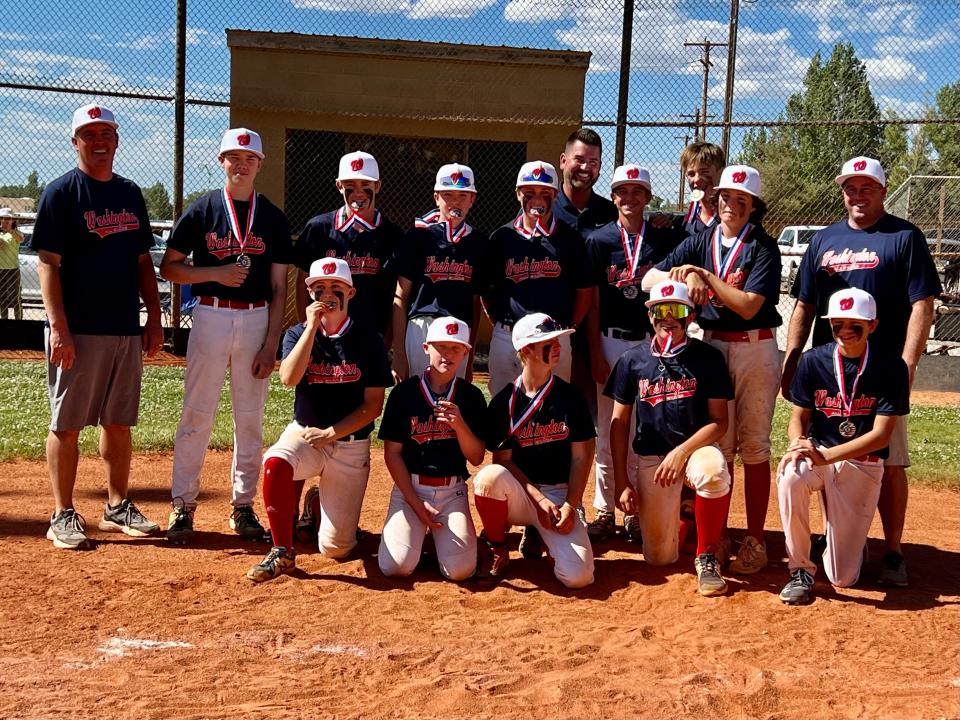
left=1, top=453, right=958, bottom=720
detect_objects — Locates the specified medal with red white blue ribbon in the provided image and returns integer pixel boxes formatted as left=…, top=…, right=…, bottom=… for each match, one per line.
left=414, top=209, right=472, bottom=244
left=513, top=212, right=555, bottom=240
left=508, top=374, right=554, bottom=436
left=616, top=219, right=644, bottom=299
left=222, top=187, right=257, bottom=267
left=833, top=344, right=869, bottom=438
left=419, top=368, right=457, bottom=410
left=335, top=206, right=381, bottom=233
left=711, top=223, right=752, bottom=282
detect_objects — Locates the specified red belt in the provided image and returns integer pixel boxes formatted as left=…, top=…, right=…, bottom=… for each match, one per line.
left=853, top=454, right=882, bottom=463
left=416, top=474, right=460, bottom=487
left=709, top=328, right=774, bottom=343
left=199, top=296, right=268, bottom=310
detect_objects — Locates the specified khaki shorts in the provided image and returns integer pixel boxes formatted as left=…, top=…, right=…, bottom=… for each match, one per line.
left=885, top=415, right=910, bottom=467
left=46, top=332, right=143, bottom=431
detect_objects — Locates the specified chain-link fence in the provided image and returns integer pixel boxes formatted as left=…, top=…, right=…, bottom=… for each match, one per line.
left=1, top=0, right=958, bottom=349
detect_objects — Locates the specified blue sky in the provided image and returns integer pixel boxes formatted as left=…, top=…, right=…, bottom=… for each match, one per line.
left=1, top=0, right=957, bottom=203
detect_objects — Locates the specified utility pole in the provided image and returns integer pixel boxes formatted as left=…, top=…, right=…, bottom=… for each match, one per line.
left=674, top=132, right=692, bottom=209
left=721, top=0, right=741, bottom=157
left=684, top=39, right=727, bottom=142
left=614, top=0, right=635, bottom=166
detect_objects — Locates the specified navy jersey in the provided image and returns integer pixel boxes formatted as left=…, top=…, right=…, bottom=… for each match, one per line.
left=790, top=342, right=909, bottom=457
left=395, top=218, right=487, bottom=324
left=553, top=190, right=618, bottom=240
left=677, top=201, right=719, bottom=238
left=31, top=168, right=153, bottom=336
left=484, top=217, right=592, bottom=326
left=656, top=224, right=782, bottom=331
left=604, top=339, right=733, bottom=456
left=587, top=220, right=684, bottom=336
left=167, top=190, right=292, bottom=303
left=486, top=376, right=596, bottom=487
left=293, top=209, right=401, bottom=336
left=795, top=215, right=942, bottom=357
left=378, top=374, right=487, bottom=477
left=283, top=318, right=393, bottom=438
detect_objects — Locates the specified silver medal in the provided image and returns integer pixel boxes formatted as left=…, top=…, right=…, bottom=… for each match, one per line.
left=838, top=419, right=857, bottom=438
left=689, top=189, right=705, bottom=202
left=236, top=254, right=251, bottom=268
left=621, top=284, right=639, bottom=300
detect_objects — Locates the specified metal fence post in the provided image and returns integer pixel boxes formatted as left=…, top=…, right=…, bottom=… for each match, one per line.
left=614, top=0, right=634, bottom=166
left=721, top=0, right=740, bottom=157
left=171, top=0, right=186, bottom=349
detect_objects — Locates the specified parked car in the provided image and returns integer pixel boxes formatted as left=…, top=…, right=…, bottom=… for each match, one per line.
left=777, top=225, right=825, bottom=291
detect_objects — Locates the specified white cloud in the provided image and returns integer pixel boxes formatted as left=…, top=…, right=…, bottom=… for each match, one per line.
left=877, top=94, right=928, bottom=119
left=291, top=0, right=413, bottom=13
left=0, top=32, right=30, bottom=42
left=863, top=54, right=926, bottom=84
left=793, top=1, right=924, bottom=47
left=407, top=0, right=497, bottom=19
left=873, top=28, right=954, bottom=56
left=115, top=27, right=212, bottom=50
left=290, top=0, right=494, bottom=19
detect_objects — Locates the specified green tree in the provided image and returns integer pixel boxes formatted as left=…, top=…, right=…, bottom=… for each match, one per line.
left=0, top=170, right=45, bottom=202
left=143, top=181, right=173, bottom=221
left=648, top=194, right=665, bottom=211
left=928, top=81, right=960, bottom=173
left=183, top=189, right=211, bottom=207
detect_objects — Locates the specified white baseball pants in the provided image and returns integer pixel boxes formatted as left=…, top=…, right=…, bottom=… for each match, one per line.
left=171, top=303, right=270, bottom=507
left=405, top=316, right=468, bottom=380
left=488, top=323, right=572, bottom=396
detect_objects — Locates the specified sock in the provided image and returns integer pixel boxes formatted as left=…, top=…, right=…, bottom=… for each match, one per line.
left=743, top=461, right=771, bottom=542
left=695, top=491, right=732, bottom=556
left=263, top=457, right=296, bottom=550
left=474, top=496, right=509, bottom=544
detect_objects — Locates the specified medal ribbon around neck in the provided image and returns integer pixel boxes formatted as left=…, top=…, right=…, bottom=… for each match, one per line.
left=711, top=222, right=752, bottom=282
left=335, top=206, right=381, bottom=233
left=419, top=369, right=457, bottom=408
left=414, top=209, right=472, bottom=244
left=833, top=343, right=869, bottom=420
left=508, top=374, right=555, bottom=436
left=513, top=212, right=555, bottom=240
left=650, top=333, right=688, bottom=358
left=320, top=316, right=352, bottom=338
left=222, top=187, right=257, bottom=258
left=616, top=219, right=645, bottom=287
left=684, top=200, right=699, bottom=224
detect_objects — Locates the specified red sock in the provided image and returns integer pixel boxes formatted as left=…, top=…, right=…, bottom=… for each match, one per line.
left=263, top=457, right=296, bottom=550
left=695, top=492, right=731, bottom=556
left=743, top=461, right=771, bottom=541
left=474, top=496, right=509, bottom=544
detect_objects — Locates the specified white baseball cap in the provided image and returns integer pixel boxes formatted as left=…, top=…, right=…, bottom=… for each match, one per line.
left=0, top=208, right=13, bottom=218
left=835, top=156, right=886, bottom=188
left=219, top=128, right=264, bottom=159
left=611, top=164, right=651, bottom=191
left=426, top=316, right=472, bottom=348
left=716, top=164, right=762, bottom=198
left=434, top=164, right=476, bottom=193
left=516, top=161, right=559, bottom=190
left=305, top=257, right=353, bottom=288
left=645, top=279, right=695, bottom=309
left=823, top=288, right=877, bottom=321
left=71, top=104, right=119, bottom=136
left=338, top=151, right=379, bottom=182
left=511, top=312, right=575, bottom=350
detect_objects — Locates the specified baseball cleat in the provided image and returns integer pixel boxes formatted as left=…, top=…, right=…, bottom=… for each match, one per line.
left=98, top=499, right=159, bottom=537
left=247, top=546, right=296, bottom=583
left=167, top=499, right=195, bottom=545
left=877, top=551, right=909, bottom=588
left=519, top=525, right=544, bottom=559
left=476, top=533, right=510, bottom=580
left=586, top=510, right=615, bottom=541
left=295, top=486, right=320, bottom=546
left=623, top=514, right=643, bottom=545
left=779, top=569, right=815, bottom=605
left=47, top=509, right=90, bottom=549
left=730, top=535, right=768, bottom=575
left=694, top=553, right=727, bottom=597
left=230, top=504, right=265, bottom=541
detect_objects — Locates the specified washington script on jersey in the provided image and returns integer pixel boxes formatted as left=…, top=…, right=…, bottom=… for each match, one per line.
left=814, top=390, right=877, bottom=417
left=607, top=261, right=654, bottom=286
left=306, top=361, right=362, bottom=384
left=637, top=376, right=698, bottom=407
left=205, top=232, right=266, bottom=261
left=409, top=417, right=457, bottom=444
left=819, top=248, right=880, bottom=274
left=514, top=420, right=570, bottom=447
left=84, top=209, right=140, bottom=238
left=424, top=256, right=473, bottom=283
left=505, top=257, right=562, bottom=282
left=327, top=249, right=380, bottom=276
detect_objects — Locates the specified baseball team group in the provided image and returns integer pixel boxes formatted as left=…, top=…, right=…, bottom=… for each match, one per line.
left=31, top=102, right=942, bottom=606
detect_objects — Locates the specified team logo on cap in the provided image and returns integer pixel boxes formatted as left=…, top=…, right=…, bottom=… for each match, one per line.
left=626, top=167, right=639, bottom=179
left=322, top=262, right=336, bottom=275
left=533, top=165, right=543, bottom=178
left=446, top=323, right=459, bottom=336
left=88, top=107, right=102, bottom=119
left=351, top=158, right=364, bottom=172
left=853, top=160, right=867, bottom=172
left=839, top=297, right=854, bottom=311
left=661, top=284, right=675, bottom=297
left=237, top=133, right=250, bottom=146
left=450, top=171, right=461, bottom=184
left=732, top=171, right=747, bottom=184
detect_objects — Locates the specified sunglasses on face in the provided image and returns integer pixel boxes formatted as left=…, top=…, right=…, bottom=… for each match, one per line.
left=650, top=303, right=691, bottom=320
left=532, top=318, right=562, bottom=335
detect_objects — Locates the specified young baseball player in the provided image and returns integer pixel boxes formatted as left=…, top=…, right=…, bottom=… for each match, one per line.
left=482, top=161, right=593, bottom=395
left=161, top=128, right=291, bottom=545
left=247, top=257, right=393, bottom=582
left=605, top=279, right=734, bottom=596
left=293, top=151, right=401, bottom=339
left=643, top=165, right=782, bottom=575
left=377, top=316, right=487, bottom=581
left=778, top=288, right=909, bottom=605
left=782, top=156, right=941, bottom=587
left=583, top=164, right=683, bottom=542
left=473, top=312, right=596, bottom=589
left=390, top=164, right=486, bottom=382
left=679, top=141, right=724, bottom=237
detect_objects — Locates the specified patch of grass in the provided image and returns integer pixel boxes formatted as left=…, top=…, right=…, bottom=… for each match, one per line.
left=0, top=360, right=956, bottom=490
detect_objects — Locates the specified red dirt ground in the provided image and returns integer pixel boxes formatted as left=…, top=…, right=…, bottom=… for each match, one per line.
left=0, top=452, right=958, bottom=720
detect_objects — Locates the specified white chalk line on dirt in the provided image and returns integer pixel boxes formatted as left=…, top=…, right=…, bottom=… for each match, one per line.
left=97, top=637, right=194, bottom=657
left=309, top=643, right=367, bottom=657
